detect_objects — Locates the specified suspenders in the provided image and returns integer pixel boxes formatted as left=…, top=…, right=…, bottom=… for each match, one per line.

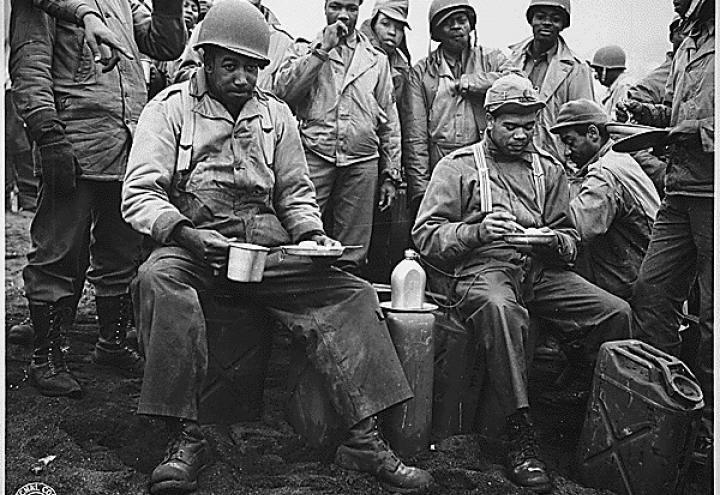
left=177, top=83, right=196, bottom=174
left=471, top=140, right=546, bottom=214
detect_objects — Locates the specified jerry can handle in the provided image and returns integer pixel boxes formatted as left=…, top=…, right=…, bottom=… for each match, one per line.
left=661, top=362, right=703, bottom=406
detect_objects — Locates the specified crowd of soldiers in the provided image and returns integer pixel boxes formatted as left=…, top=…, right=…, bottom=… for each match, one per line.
left=5, top=0, right=714, bottom=493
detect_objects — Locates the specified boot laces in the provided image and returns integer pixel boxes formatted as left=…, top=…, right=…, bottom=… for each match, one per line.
left=509, top=424, right=541, bottom=466
left=368, top=419, right=401, bottom=467
left=46, top=345, right=70, bottom=376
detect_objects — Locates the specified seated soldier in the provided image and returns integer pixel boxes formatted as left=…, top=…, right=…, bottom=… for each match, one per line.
left=550, top=99, right=660, bottom=301
left=412, top=74, right=630, bottom=494
left=121, top=2, right=433, bottom=494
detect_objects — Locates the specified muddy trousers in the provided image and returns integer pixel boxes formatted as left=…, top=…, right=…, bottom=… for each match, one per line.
left=23, top=180, right=142, bottom=304
left=631, top=196, right=713, bottom=433
left=455, top=262, right=631, bottom=419
left=131, top=246, right=413, bottom=425
left=306, top=152, right=378, bottom=274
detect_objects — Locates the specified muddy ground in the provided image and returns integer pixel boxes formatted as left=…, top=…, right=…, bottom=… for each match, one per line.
left=5, top=209, right=712, bottom=495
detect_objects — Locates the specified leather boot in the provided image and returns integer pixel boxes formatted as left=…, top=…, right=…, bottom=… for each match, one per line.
left=506, top=409, right=551, bottom=493
left=91, top=294, right=144, bottom=377
left=27, top=302, right=82, bottom=397
left=150, top=419, right=212, bottom=494
left=335, top=416, right=433, bottom=493
left=8, top=317, right=34, bottom=344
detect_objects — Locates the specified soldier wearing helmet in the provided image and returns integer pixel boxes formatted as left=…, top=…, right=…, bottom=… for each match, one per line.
left=402, top=0, right=518, bottom=211
left=506, top=0, right=595, bottom=166
left=617, top=0, right=715, bottom=466
left=413, top=75, right=630, bottom=494
left=173, top=0, right=293, bottom=91
left=121, top=1, right=432, bottom=493
left=274, top=0, right=403, bottom=275
left=589, top=45, right=634, bottom=120
left=550, top=100, right=659, bottom=300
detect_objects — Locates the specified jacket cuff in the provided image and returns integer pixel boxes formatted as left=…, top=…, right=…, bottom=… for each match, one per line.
left=151, top=0, right=184, bottom=17
left=556, top=232, right=577, bottom=264
left=24, top=110, right=65, bottom=144
left=456, top=223, right=481, bottom=249
left=76, top=4, right=100, bottom=25
left=151, top=210, right=193, bottom=245
left=290, top=221, right=326, bottom=243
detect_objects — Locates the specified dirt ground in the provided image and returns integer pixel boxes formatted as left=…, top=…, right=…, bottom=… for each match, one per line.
left=5, top=209, right=713, bottom=495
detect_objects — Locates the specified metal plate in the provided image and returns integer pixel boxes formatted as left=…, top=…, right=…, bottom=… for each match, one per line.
left=611, top=128, right=670, bottom=153
left=503, top=233, right=556, bottom=245
left=281, top=245, right=345, bottom=257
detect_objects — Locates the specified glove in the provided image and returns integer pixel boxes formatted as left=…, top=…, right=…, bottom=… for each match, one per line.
left=38, top=139, right=79, bottom=197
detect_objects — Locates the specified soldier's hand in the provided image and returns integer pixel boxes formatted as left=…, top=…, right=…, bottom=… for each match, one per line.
left=615, top=99, right=640, bottom=123
left=378, top=179, right=397, bottom=212
left=38, top=139, right=79, bottom=197
left=321, top=21, right=348, bottom=51
left=82, top=13, right=134, bottom=72
left=174, top=226, right=231, bottom=271
left=308, top=234, right=341, bottom=247
left=531, top=226, right=559, bottom=252
left=473, top=211, right=521, bottom=244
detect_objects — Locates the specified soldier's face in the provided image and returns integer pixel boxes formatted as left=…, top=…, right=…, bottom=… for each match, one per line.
left=373, top=12, right=405, bottom=52
left=437, top=12, right=471, bottom=53
left=673, top=0, right=692, bottom=16
left=530, top=7, right=565, bottom=43
left=325, top=0, right=361, bottom=33
left=183, top=0, right=199, bottom=31
left=205, top=48, right=259, bottom=110
left=558, top=127, right=600, bottom=166
left=487, top=112, right=537, bottom=156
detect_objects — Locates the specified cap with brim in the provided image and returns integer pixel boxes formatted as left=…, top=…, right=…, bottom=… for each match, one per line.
left=550, top=113, right=608, bottom=133
left=377, top=8, right=411, bottom=28
left=489, top=100, right=546, bottom=115
left=432, top=6, right=476, bottom=33
left=373, top=0, right=411, bottom=29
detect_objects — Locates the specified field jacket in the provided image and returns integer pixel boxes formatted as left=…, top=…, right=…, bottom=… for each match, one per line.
left=568, top=142, right=660, bottom=299
left=122, top=70, right=324, bottom=246
left=402, top=45, right=516, bottom=202
left=10, top=0, right=185, bottom=179
left=273, top=30, right=400, bottom=176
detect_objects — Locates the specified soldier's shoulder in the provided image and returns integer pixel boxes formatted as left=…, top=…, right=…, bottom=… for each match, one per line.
left=436, top=145, right=477, bottom=170
left=147, top=83, right=185, bottom=107
left=531, top=146, right=564, bottom=169
left=256, top=88, right=294, bottom=117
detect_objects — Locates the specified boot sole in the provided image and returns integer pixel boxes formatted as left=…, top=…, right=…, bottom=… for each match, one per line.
left=149, top=479, right=198, bottom=494
left=32, top=383, right=82, bottom=398
left=379, top=480, right=432, bottom=494
left=335, top=454, right=432, bottom=494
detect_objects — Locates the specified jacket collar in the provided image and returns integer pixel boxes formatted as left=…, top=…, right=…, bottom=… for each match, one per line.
left=510, top=35, right=582, bottom=102
left=311, top=29, right=381, bottom=91
left=358, top=19, right=410, bottom=70
left=573, top=139, right=613, bottom=177
left=189, top=70, right=270, bottom=125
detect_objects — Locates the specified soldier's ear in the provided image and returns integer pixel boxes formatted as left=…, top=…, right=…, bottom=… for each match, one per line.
left=486, top=112, right=495, bottom=129
left=587, top=124, right=600, bottom=142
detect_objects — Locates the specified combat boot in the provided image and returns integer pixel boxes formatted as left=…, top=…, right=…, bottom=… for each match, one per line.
left=27, top=302, right=82, bottom=397
left=8, top=317, right=34, bottom=344
left=91, top=294, right=144, bottom=377
left=335, top=416, right=433, bottom=493
left=150, top=419, right=212, bottom=494
left=506, top=409, right=551, bottom=493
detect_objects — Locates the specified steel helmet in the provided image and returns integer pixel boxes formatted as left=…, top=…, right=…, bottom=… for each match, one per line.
left=428, top=0, right=477, bottom=41
left=590, top=45, right=626, bottom=70
left=526, top=0, right=571, bottom=28
left=550, top=99, right=608, bottom=134
left=194, top=0, right=271, bottom=67
left=485, top=74, right=546, bottom=115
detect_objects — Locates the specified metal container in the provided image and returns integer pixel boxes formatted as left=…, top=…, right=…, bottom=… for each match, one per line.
left=227, top=242, right=269, bottom=282
left=198, top=293, right=273, bottom=425
left=380, top=302, right=437, bottom=458
left=577, top=339, right=703, bottom=495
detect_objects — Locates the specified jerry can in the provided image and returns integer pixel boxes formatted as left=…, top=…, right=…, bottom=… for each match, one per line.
left=577, top=339, right=703, bottom=495
left=197, top=292, right=273, bottom=425
left=380, top=304, right=436, bottom=457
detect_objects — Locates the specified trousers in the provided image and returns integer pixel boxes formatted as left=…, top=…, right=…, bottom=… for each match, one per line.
left=455, top=259, right=631, bottom=419
left=305, top=151, right=378, bottom=274
left=23, top=179, right=142, bottom=303
left=131, top=246, right=413, bottom=425
left=631, top=195, right=713, bottom=433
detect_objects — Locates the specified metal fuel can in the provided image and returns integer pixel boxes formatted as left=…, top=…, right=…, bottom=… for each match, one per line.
left=577, top=339, right=704, bottom=495
left=380, top=302, right=437, bottom=458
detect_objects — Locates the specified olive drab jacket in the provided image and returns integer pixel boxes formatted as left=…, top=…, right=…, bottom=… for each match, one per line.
left=173, top=6, right=293, bottom=92
left=599, top=71, right=634, bottom=121
left=401, top=46, right=517, bottom=203
left=10, top=0, right=186, bottom=179
left=358, top=18, right=410, bottom=106
left=412, top=136, right=579, bottom=277
left=507, top=36, right=595, bottom=165
left=121, top=70, right=324, bottom=247
left=273, top=30, right=401, bottom=178
left=664, top=18, right=714, bottom=196
left=568, top=142, right=660, bottom=300
left=627, top=53, right=673, bottom=104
